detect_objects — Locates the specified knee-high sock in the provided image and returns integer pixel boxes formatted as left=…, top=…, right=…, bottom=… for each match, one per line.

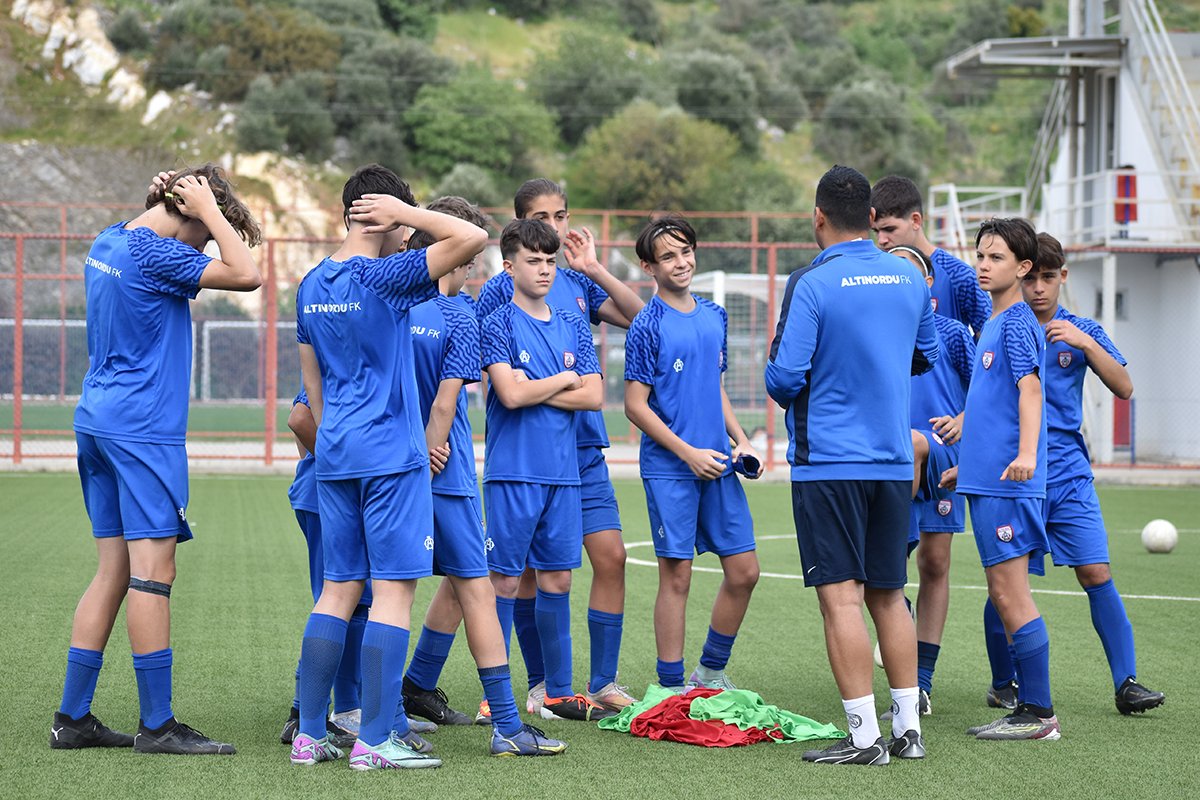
left=479, top=665, right=522, bottom=736
left=916, top=641, right=940, bottom=694
left=495, top=596, right=515, bottom=660
left=361, top=621, right=409, bottom=747
left=587, top=609, right=623, bottom=693
left=132, top=648, right=174, bottom=730
left=333, top=605, right=368, bottom=714
left=983, top=598, right=1017, bottom=689
left=535, top=589, right=573, bottom=699
left=514, top=596, right=545, bottom=690
left=298, top=613, right=348, bottom=739
left=1011, top=617, right=1052, bottom=711
left=60, top=647, right=104, bottom=720
left=657, top=659, right=685, bottom=688
left=1085, top=579, right=1137, bottom=691
left=698, top=626, right=736, bottom=671
left=405, top=625, right=457, bottom=692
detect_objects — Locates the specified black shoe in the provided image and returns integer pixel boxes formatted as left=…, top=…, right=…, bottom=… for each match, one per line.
left=802, top=736, right=889, bottom=765
left=280, top=707, right=299, bottom=745
left=402, top=677, right=474, bottom=726
left=1115, top=678, right=1165, bottom=715
left=134, top=717, right=236, bottom=755
left=986, top=680, right=1019, bottom=710
left=50, top=711, right=134, bottom=749
left=281, top=707, right=356, bottom=748
left=887, top=729, right=926, bottom=759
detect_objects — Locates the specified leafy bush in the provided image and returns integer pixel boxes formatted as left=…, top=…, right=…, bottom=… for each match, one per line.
left=236, top=73, right=336, bottom=160
left=665, top=50, right=759, bottom=151
left=376, top=0, right=440, bottom=40
left=334, top=38, right=453, bottom=133
left=107, top=8, right=152, bottom=54
left=435, top=163, right=504, bottom=209
left=350, top=121, right=408, bottom=175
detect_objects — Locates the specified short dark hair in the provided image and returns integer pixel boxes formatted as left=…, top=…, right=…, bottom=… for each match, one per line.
left=635, top=215, right=697, bottom=263
left=514, top=178, right=567, bottom=219
left=870, top=175, right=923, bottom=220
left=1035, top=232, right=1066, bottom=271
left=887, top=245, right=934, bottom=279
left=500, top=218, right=559, bottom=261
left=815, top=165, right=871, bottom=232
left=407, top=195, right=490, bottom=251
left=147, top=163, right=262, bottom=247
left=342, top=164, right=416, bottom=217
left=975, top=217, right=1038, bottom=264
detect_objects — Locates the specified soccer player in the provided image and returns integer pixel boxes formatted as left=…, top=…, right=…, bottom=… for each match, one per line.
left=953, top=217, right=1060, bottom=741
left=476, top=178, right=644, bottom=715
left=1021, top=232, right=1163, bottom=714
left=290, top=165, right=487, bottom=770
left=481, top=218, right=614, bottom=722
left=400, top=197, right=567, bottom=756
left=766, top=166, right=939, bottom=766
left=623, top=216, right=762, bottom=695
left=57, top=165, right=261, bottom=755
left=870, top=175, right=991, bottom=335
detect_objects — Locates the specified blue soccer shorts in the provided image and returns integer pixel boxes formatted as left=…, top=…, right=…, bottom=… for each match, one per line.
left=1044, top=476, right=1110, bottom=567
left=316, top=468, right=434, bottom=581
left=294, top=509, right=373, bottom=605
left=432, top=493, right=489, bottom=578
left=792, top=479, right=910, bottom=589
left=643, top=472, right=756, bottom=560
left=966, top=494, right=1048, bottom=576
left=483, top=481, right=583, bottom=576
left=577, top=445, right=622, bottom=535
left=76, top=432, right=192, bottom=542
left=914, top=430, right=965, bottom=533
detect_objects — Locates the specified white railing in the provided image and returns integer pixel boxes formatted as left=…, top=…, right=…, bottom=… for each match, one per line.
left=1040, top=168, right=1200, bottom=245
left=927, top=184, right=1029, bottom=258
left=1025, top=74, right=1071, bottom=211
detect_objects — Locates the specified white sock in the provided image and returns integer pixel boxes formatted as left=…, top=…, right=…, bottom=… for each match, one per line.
left=889, top=687, right=921, bottom=737
left=842, top=694, right=880, bottom=748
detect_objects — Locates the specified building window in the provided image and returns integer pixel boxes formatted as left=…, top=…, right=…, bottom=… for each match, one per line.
left=1094, top=289, right=1128, bottom=321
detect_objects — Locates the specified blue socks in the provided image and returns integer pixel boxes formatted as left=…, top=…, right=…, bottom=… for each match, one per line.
left=535, top=589, right=573, bottom=699
left=1085, top=579, right=1137, bottom=691
left=983, top=598, right=1016, bottom=689
left=298, top=613, right=348, bottom=739
left=362, top=621, right=409, bottom=746
left=699, top=627, right=736, bottom=671
left=587, top=609, right=623, bottom=693
left=495, top=596, right=515, bottom=659
left=132, top=648, right=174, bottom=730
left=657, top=658, right=685, bottom=688
left=1011, top=617, right=1052, bottom=711
left=479, top=665, right=522, bottom=736
left=405, top=626, right=456, bottom=693
left=514, top=596, right=545, bottom=690
left=60, top=647, right=103, bottom=720
left=333, top=605, right=368, bottom=714
left=916, top=641, right=940, bottom=694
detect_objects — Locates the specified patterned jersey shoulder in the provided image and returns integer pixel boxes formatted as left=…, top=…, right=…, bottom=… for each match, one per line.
left=476, top=272, right=514, bottom=321
left=933, top=313, right=975, bottom=379
left=1056, top=307, right=1126, bottom=363
left=623, top=298, right=668, bottom=385
left=436, top=295, right=482, bottom=383
left=126, top=225, right=210, bottom=297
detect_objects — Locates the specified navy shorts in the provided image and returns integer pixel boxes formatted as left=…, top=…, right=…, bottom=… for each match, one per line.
left=966, top=494, right=1048, bottom=575
left=1044, top=477, right=1109, bottom=567
left=643, top=473, right=756, bottom=560
left=483, top=481, right=583, bottom=576
left=578, top=446, right=621, bottom=535
left=295, top=509, right=373, bottom=605
left=791, top=480, right=910, bottom=589
left=316, top=468, right=434, bottom=581
left=433, top=493, right=489, bottom=578
left=914, top=430, right=965, bottom=533
left=76, top=432, right=192, bottom=542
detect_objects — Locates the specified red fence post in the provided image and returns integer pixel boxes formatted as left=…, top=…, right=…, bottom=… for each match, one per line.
left=59, top=207, right=68, bottom=400
left=764, top=246, right=778, bottom=472
left=263, top=241, right=278, bottom=466
left=13, top=235, right=24, bottom=465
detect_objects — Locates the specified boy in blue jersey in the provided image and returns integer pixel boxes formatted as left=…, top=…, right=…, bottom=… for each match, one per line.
left=398, top=198, right=567, bottom=756
left=951, top=217, right=1060, bottom=741
left=290, top=165, right=487, bottom=771
left=766, top=166, right=939, bottom=766
left=871, top=176, right=991, bottom=336
left=57, top=165, right=261, bottom=755
left=477, top=179, right=644, bottom=715
left=481, top=218, right=615, bottom=722
left=1019, top=233, right=1163, bottom=714
left=623, top=216, right=762, bottom=695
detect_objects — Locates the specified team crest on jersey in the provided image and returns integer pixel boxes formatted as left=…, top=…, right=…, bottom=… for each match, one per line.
left=937, top=499, right=952, bottom=517
left=576, top=297, right=587, bottom=313
left=996, top=525, right=1014, bottom=543
left=657, top=525, right=665, bottom=539
left=484, top=537, right=495, bottom=553
left=424, top=535, right=434, bottom=551
left=1058, top=351, right=1073, bottom=368
left=931, top=298, right=939, bottom=312
left=519, top=350, right=531, bottom=364
left=563, top=350, right=576, bottom=369
left=673, top=358, right=684, bottom=373
left=982, top=351, right=994, bottom=370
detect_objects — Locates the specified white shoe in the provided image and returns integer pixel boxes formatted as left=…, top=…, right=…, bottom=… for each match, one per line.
left=526, top=681, right=546, bottom=715
left=329, top=708, right=361, bottom=736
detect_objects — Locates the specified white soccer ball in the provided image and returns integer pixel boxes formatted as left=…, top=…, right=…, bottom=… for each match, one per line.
left=1141, top=519, right=1178, bottom=554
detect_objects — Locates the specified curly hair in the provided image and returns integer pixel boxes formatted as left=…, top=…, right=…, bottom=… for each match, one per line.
left=145, top=163, right=262, bottom=247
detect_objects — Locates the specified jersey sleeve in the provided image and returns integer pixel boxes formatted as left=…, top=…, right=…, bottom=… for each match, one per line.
left=351, top=249, right=437, bottom=313
left=571, top=313, right=601, bottom=376
left=952, top=324, right=976, bottom=392
left=579, top=271, right=609, bottom=325
left=129, top=229, right=211, bottom=298
left=1003, top=311, right=1042, bottom=384
left=294, top=388, right=309, bottom=407
left=441, top=309, right=482, bottom=384
left=765, top=270, right=820, bottom=406
left=945, top=254, right=991, bottom=336
left=476, top=273, right=512, bottom=322
left=481, top=311, right=512, bottom=369
left=717, top=303, right=729, bottom=374
left=1075, top=317, right=1127, bottom=366
left=622, top=312, right=659, bottom=385
left=912, top=296, right=940, bottom=376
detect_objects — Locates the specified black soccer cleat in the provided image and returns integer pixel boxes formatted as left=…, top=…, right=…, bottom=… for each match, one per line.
left=402, top=677, right=474, bottom=726
left=280, top=707, right=356, bottom=748
left=986, top=680, right=1019, bottom=710
left=887, top=729, right=926, bottom=759
left=802, top=736, right=889, bottom=766
left=1115, top=678, right=1165, bottom=715
left=50, top=711, right=134, bottom=749
left=280, top=707, right=299, bottom=745
left=134, top=717, right=236, bottom=755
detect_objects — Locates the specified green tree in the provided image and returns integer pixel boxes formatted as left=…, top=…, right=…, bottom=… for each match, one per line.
left=814, top=81, right=931, bottom=181
left=376, top=0, right=440, bottom=40
left=350, top=121, right=408, bottom=175
left=666, top=50, right=759, bottom=151
left=435, top=164, right=504, bottom=209
left=222, top=6, right=341, bottom=100
left=334, top=39, right=453, bottom=133
left=236, top=74, right=336, bottom=161
left=107, top=8, right=152, bottom=54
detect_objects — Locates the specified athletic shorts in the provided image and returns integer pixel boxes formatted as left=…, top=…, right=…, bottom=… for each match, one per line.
left=76, top=432, right=192, bottom=542
left=1044, top=476, right=1109, bottom=567
left=316, top=469, right=434, bottom=581
left=432, top=493, right=489, bottom=578
left=966, top=494, right=1048, bottom=575
left=578, top=445, right=621, bottom=535
left=913, top=430, right=965, bottom=533
left=643, top=473, right=756, bottom=560
left=294, top=510, right=373, bottom=606
left=483, top=481, right=583, bottom=576
left=791, top=479, right=910, bottom=589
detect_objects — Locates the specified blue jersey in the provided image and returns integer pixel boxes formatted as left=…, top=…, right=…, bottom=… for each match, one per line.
left=930, top=248, right=991, bottom=336
left=624, top=295, right=730, bottom=480
left=1044, top=306, right=1126, bottom=485
left=477, top=268, right=610, bottom=448
left=410, top=295, right=481, bottom=497
left=74, top=223, right=210, bottom=445
left=481, top=303, right=600, bottom=485
left=911, top=313, right=975, bottom=427
left=766, top=240, right=939, bottom=482
left=957, top=302, right=1048, bottom=498
left=296, top=250, right=437, bottom=480
left=287, top=389, right=318, bottom=512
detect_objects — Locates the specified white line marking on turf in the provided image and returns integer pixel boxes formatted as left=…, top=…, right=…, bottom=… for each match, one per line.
left=625, top=535, right=1200, bottom=603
